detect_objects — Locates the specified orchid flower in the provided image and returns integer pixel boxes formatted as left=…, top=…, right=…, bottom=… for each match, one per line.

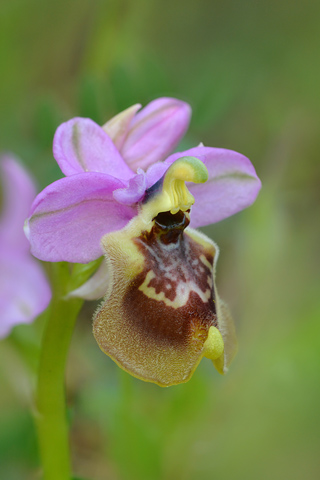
left=0, top=155, right=51, bottom=338
left=25, top=97, right=261, bottom=386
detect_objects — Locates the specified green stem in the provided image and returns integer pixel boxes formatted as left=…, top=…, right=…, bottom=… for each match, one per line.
left=35, top=263, right=83, bottom=480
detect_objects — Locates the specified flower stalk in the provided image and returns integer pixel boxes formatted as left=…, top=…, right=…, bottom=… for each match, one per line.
left=35, top=263, right=83, bottom=480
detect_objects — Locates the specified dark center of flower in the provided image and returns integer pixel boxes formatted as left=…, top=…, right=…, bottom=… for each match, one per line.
left=154, top=209, right=189, bottom=230
left=153, top=210, right=190, bottom=245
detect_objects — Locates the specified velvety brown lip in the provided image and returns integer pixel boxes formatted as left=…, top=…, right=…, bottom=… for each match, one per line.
left=123, top=210, right=217, bottom=348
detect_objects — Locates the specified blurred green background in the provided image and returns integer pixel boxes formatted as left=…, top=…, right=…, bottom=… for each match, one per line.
left=1, top=0, right=320, bottom=479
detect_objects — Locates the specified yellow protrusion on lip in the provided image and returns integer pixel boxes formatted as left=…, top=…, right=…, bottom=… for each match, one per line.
left=203, top=326, right=224, bottom=361
left=142, top=156, right=209, bottom=222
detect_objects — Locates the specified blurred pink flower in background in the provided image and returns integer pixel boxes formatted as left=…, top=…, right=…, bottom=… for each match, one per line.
left=0, top=155, right=51, bottom=338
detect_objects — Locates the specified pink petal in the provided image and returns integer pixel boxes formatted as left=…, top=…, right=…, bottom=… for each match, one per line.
left=145, top=162, right=170, bottom=188
left=25, top=173, right=137, bottom=263
left=165, top=147, right=261, bottom=226
left=0, top=247, right=51, bottom=338
left=0, top=155, right=36, bottom=252
left=120, top=97, right=191, bottom=171
left=53, top=118, right=134, bottom=180
left=113, top=169, right=147, bottom=205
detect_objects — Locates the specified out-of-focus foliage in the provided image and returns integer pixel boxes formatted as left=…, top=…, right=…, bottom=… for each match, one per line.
left=0, top=0, right=319, bottom=479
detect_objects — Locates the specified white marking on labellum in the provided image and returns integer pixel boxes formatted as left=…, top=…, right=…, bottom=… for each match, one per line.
left=199, top=254, right=213, bottom=271
left=139, top=269, right=212, bottom=308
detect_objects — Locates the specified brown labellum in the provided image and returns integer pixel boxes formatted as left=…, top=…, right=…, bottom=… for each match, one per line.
left=93, top=209, right=233, bottom=386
